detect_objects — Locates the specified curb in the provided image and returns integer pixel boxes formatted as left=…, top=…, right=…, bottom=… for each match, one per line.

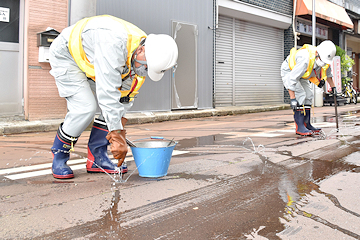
left=126, top=105, right=289, bottom=124
left=0, top=119, right=63, bottom=136
left=0, top=104, right=289, bottom=136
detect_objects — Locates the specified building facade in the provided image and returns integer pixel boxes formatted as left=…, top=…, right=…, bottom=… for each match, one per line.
left=0, top=0, right=68, bottom=120
left=283, top=0, right=354, bottom=103
left=96, top=0, right=214, bottom=112
left=0, top=0, right=358, bottom=121
left=342, top=0, right=360, bottom=92
left=215, top=0, right=292, bottom=107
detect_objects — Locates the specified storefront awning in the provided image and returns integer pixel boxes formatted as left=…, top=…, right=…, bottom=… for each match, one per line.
left=295, top=0, right=353, bottom=29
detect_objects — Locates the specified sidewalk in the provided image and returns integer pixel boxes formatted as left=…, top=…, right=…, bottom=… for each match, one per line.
left=0, top=104, right=289, bottom=135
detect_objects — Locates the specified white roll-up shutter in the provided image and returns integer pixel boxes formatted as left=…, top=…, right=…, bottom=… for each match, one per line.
left=215, top=16, right=234, bottom=106
left=215, top=15, right=284, bottom=106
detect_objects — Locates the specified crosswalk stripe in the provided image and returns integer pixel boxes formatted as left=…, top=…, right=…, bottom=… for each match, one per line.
left=0, top=159, right=86, bottom=175
left=3, top=150, right=189, bottom=180
left=251, top=133, right=284, bottom=137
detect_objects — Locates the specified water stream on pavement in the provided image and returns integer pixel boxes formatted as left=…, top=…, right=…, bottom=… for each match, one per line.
left=163, top=111, right=360, bottom=239
left=30, top=110, right=360, bottom=239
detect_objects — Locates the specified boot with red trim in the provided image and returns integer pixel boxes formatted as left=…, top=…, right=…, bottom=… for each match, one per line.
left=304, top=106, right=321, bottom=133
left=87, top=118, right=127, bottom=174
left=294, top=108, right=313, bottom=136
left=51, top=123, right=78, bottom=179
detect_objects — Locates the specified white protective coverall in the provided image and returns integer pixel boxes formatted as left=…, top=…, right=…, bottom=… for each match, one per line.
left=280, top=48, right=333, bottom=105
left=49, top=17, right=134, bottom=137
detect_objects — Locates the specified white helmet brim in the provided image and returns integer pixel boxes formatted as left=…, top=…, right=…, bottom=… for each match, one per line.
left=145, top=34, right=178, bottom=81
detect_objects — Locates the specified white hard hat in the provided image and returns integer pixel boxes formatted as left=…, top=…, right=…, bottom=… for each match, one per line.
left=317, top=40, right=336, bottom=64
left=145, top=34, right=178, bottom=81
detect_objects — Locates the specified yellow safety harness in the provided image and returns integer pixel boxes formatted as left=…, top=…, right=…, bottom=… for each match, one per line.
left=288, top=44, right=329, bottom=86
left=68, top=15, right=147, bottom=102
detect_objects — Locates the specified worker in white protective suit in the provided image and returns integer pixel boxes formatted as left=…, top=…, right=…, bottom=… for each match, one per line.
left=49, top=15, right=178, bottom=179
left=280, top=40, right=337, bottom=136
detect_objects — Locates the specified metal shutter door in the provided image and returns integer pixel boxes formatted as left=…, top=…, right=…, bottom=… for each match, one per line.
left=215, top=15, right=284, bottom=106
left=215, top=16, right=234, bottom=106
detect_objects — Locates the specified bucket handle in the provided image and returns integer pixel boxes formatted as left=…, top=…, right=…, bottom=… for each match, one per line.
left=150, top=136, right=164, bottom=140
left=151, top=137, right=175, bottom=147
left=133, top=136, right=170, bottom=142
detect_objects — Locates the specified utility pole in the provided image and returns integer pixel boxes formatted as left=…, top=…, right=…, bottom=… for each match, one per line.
left=312, top=0, right=316, bottom=46
left=312, top=0, right=317, bottom=106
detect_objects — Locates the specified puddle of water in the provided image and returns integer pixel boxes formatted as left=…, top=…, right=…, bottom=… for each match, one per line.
left=32, top=111, right=360, bottom=239
left=176, top=135, right=217, bottom=149
left=34, top=146, right=360, bottom=240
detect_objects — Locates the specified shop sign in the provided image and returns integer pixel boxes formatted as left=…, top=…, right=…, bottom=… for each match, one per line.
left=0, top=7, right=10, bottom=22
left=326, top=56, right=342, bottom=93
left=296, top=19, right=328, bottom=39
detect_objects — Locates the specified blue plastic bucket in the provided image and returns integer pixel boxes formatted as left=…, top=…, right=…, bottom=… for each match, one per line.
left=130, top=137, right=177, bottom=178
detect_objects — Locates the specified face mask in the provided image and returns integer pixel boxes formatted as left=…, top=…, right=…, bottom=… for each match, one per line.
left=316, top=57, right=326, bottom=67
left=132, top=48, right=148, bottom=77
left=134, top=64, right=148, bottom=77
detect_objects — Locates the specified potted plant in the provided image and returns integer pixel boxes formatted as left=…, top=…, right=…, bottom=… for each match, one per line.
left=335, top=46, right=357, bottom=103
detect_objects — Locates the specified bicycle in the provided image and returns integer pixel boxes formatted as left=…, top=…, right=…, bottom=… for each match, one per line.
left=341, top=78, right=357, bottom=104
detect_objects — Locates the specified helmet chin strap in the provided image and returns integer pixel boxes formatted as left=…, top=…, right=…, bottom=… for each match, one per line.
left=132, top=41, right=147, bottom=65
left=134, top=58, right=147, bottom=65
left=131, top=47, right=148, bottom=77
left=131, top=47, right=147, bottom=67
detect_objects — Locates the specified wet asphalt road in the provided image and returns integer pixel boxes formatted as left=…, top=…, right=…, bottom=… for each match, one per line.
left=1, top=105, right=360, bottom=239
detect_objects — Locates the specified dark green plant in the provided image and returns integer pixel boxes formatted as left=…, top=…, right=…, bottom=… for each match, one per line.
left=335, top=45, right=355, bottom=74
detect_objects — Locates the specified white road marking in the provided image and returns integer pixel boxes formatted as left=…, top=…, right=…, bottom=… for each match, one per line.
left=251, top=132, right=285, bottom=137
left=0, top=159, right=86, bottom=175
left=2, top=150, right=189, bottom=180
left=274, top=129, right=296, bottom=133
left=311, top=122, right=336, bottom=128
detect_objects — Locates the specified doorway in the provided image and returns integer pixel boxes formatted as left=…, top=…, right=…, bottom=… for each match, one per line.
left=171, top=21, right=198, bottom=110
left=0, top=0, right=23, bottom=117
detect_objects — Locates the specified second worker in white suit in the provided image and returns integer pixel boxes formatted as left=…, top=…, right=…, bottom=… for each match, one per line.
left=281, top=40, right=337, bottom=136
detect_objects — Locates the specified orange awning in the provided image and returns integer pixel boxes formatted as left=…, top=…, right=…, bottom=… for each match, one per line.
left=295, top=0, right=353, bottom=29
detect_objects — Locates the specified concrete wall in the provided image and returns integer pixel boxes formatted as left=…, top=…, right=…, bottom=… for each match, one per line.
left=96, top=0, right=214, bottom=112
left=69, top=0, right=96, bottom=25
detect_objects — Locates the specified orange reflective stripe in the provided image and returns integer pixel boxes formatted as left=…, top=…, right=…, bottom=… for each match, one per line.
left=310, top=65, right=329, bottom=86
left=309, top=77, right=320, bottom=85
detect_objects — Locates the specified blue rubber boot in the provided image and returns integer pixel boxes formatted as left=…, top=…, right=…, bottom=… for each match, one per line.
left=304, top=106, right=321, bottom=132
left=294, top=109, right=312, bottom=136
left=51, top=124, right=78, bottom=179
left=87, top=118, right=127, bottom=174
